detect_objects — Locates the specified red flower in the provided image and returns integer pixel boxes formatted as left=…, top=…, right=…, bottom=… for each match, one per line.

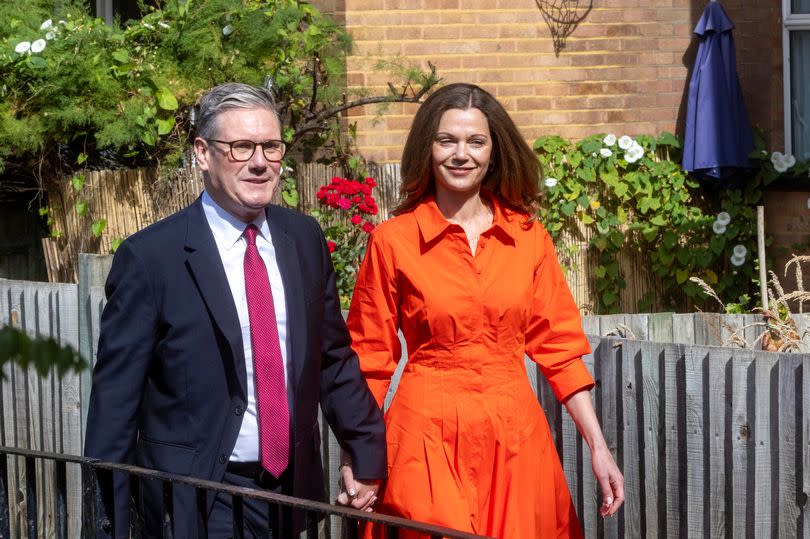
left=352, top=195, right=362, bottom=203
left=362, top=222, right=375, bottom=233
left=327, top=241, right=336, bottom=253
left=361, top=185, right=372, bottom=195
left=338, top=197, right=352, bottom=210
left=351, top=214, right=362, bottom=225
left=365, top=177, right=376, bottom=187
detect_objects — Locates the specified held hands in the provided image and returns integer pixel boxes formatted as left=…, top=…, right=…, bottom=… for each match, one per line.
left=591, top=445, right=624, bottom=518
left=335, top=451, right=380, bottom=512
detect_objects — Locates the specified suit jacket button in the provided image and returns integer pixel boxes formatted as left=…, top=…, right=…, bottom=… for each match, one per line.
left=235, top=405, right=243, bottom=416
left=219, top=454, right=227, bottom=464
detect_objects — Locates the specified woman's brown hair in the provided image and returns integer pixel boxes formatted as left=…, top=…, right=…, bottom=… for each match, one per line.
left=394, top=83, right=541, bottom=216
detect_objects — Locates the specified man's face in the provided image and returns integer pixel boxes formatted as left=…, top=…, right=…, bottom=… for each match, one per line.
left=194, top=107, right=283, bottom=223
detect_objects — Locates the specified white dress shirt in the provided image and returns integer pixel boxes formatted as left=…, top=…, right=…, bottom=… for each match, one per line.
left=201, top=191, right=291, bottom=462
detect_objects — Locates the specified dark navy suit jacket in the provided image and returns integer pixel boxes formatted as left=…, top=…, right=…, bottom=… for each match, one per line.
left=84, top=198, right=386, bottom=537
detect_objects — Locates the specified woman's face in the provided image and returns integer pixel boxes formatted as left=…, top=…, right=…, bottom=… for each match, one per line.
left=431, top=107, right=493, bottom=197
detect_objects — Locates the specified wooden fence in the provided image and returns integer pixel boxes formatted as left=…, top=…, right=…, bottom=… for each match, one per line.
left=40, top=163, right=673, bottom=313
left=2, top=264, right=809, bottom=537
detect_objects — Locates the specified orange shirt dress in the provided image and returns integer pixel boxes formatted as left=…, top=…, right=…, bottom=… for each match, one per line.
left=347, top=194, right=594, bottom=538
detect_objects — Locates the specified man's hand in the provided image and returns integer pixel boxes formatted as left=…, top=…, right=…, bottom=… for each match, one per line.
left=335, top=454, right=380, bottom=511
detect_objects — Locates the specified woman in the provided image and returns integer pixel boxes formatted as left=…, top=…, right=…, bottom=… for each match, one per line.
left=346, top=83, right=624, bottom=538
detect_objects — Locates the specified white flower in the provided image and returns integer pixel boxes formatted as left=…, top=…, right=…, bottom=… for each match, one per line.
left=30, top=39, right=46, bottom=53
left=40, top=19, right=53, bottom=31
left=58, top=20, right=67, bottom=26
left=716, top=211, right=731, bottom=225
left=624, top=144, right=645, bottom=163
left=158, top=21, right=170, bottom=29
left=142, top=22, right=155, bottom=30
left=600, top=148, right=612, bottom=158
left=712, top=221, right=727, bottom=235
left=544, top=177, right=558, bottom=188
left=14, top=41, right=31, bottom=54
left=618, top=135, right=634, bottom=150
left=45, top=31, right=55, bottom=40
left=730, top=254, right=745, bottom=267
left=733, top=244, right=747, bottom=258
left=603, top=134, right=616, bottom=146
left=222, top=24, right=234, bottom=36
left=771, top=151, right=791, bottom=173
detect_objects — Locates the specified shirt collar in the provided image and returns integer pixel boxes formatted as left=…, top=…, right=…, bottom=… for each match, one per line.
left=201, top=191, right=271, bottom=250
left=413, top=191, right=517, bottom=247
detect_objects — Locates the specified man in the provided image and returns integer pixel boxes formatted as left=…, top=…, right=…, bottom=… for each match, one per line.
left=84, top=83, right=385, bottom=538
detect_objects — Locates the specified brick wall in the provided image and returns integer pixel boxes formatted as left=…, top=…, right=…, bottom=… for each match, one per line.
left=314, top=0, right=783, bottom=163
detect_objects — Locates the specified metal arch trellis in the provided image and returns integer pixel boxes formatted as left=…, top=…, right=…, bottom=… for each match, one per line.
left=535, top=0, right=593, bottom=56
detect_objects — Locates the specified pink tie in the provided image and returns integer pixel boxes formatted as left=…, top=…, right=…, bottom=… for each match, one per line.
left=243, top=224, right=289, bottom=477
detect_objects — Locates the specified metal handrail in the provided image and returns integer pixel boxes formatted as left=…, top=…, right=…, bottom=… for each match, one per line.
left=0, top=446, right=490, bottom=539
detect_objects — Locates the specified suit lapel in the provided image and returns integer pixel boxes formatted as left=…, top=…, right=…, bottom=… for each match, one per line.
left=266, top=205, right=306, bottom=397
left=184, top=199, right=248, bottom=398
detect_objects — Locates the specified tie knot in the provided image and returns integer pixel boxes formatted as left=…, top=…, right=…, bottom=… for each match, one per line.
left=244, top=224, right=259, bottom=246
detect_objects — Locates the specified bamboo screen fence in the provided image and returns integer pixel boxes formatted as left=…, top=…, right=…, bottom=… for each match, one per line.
left=40, top=164, right=672, bottom=313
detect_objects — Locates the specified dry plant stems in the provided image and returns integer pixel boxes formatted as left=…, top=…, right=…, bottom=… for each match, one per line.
left=602, top=323, right=637, bottom=340
left=690, top=255, right=810, bottom=352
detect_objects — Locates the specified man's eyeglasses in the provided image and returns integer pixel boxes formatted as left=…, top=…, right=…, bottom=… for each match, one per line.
left=206, top=139, right=286, bottom=162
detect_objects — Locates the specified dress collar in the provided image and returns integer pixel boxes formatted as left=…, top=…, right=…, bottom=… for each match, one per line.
left=413, top=191, right=518, bottom=247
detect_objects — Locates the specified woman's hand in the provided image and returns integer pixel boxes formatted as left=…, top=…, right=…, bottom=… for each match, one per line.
left=591, top=444, right=624, bottom=517
left=563, top=389, right=625, bottom=518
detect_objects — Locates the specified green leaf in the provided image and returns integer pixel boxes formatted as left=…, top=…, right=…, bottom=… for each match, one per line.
left=141, top=131, right=157, bottom=146
left=675, top=268, right=689, bottom=284
left=614, top=182, right=629, bottom=198
left=112, top=49, right=129, bottom=63
left=75, top=200, right=88, bottom=217
left=609, top=231, right=624, bottom=249
left=111, top=238, right=123, bottom=253
left=281, top=189, right=300, bottom=207
left=595, top=265, right=607, bottom=278
left=650, top=215, right=666, bottom=226
left=91, top=218, right=107, bottom=237
left=71, top=174, right=85, bottom=191
left=675, top=249, right=691, bottom=266
left=710, top=235, right=726, bottom=254
left=657, top=249, right=675, bottom=266
left=77, top=152, right=87, bottom=165
left=601, top=289, right=617, bottom=306
left=662, top=230, right=678, bottom=249
left=26, top=56, right=47, bottom=69
left=156, top=117, right=175, bottom=135
left=561, top=201, right=576, bottom=216
left=283, top=127, right=295, bottom=143
left=657, top=131, right=680, bottom=148
left=600, top=169, right=619, bottom=187
left=156, top=86, right=178, bottom=111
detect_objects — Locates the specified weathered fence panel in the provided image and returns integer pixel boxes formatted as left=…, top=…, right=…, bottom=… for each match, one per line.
left=2, top=272, right=810, bottom=538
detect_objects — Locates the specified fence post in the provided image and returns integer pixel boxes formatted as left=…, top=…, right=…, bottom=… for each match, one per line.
left=77, top=253, right=113, bottom=447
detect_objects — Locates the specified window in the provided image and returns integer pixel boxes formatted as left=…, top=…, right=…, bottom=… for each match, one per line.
left=784, top=0, right=810, bottom=159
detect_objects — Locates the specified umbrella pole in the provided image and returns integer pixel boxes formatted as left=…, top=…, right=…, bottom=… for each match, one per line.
left=757, top=205, right=768, bottom=311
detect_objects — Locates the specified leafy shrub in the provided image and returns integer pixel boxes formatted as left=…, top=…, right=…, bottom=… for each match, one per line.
left=534, top=132, right=765, bottom=313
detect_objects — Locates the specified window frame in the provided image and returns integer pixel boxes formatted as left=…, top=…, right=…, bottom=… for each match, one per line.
left=782, top=0, right=810, bottom=156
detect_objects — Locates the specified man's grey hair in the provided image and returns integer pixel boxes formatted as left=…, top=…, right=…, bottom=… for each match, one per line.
left=195, top=82, right=279, bottom=139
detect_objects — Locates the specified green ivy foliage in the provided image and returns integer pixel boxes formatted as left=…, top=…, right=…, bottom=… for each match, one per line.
left=534, top=132, right=765, bottom=313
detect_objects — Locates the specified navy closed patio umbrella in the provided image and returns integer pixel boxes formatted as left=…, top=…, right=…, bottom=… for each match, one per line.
left=682, top=1, right=754, bottom=183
